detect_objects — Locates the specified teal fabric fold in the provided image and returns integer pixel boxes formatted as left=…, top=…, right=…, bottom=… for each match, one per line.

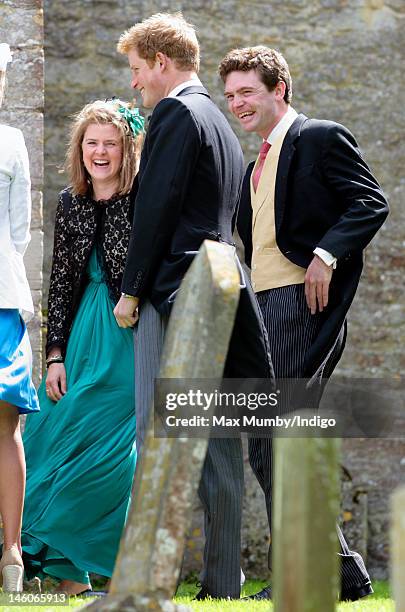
left=22, top=248, right=136, bottom=582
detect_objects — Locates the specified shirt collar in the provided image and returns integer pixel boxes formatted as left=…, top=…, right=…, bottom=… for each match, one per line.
left=167, top=77, right=203, bottom=98
left=266, top=106, right=298, bottom=145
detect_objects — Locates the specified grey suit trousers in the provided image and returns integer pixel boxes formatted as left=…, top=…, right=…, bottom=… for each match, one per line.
left=134, top=300, right=243, bottom=598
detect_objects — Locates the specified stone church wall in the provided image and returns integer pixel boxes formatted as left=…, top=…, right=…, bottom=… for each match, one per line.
left=0, top=0, right=44, bottom=382
left=26, top=0, right=405, bottom=579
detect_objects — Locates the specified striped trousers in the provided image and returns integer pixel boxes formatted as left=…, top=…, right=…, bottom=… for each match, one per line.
left=251, top=283, right=371, bottom=593
left=134, top=300, right=243, bottom=599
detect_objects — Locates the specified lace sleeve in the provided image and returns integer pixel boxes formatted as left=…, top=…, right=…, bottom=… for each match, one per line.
left=46, top=191, right=74, bottom=358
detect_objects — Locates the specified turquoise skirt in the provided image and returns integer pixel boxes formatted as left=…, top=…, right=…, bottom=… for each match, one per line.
left=22, top=249, right=136, bottom=584
left=0, top=309, right=39, bottom=414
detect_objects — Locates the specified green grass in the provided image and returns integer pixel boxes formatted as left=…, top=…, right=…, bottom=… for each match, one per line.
left=175, top=579, right=271, bottom=610
left=0, top=580, right=393, bottom=611
left=337, top=580, right=393, bottom=612
left=174, top=579, right=393, bottom=611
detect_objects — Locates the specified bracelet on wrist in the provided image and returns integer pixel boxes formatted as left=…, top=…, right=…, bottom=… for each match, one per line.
left=46, top=356, right=64, bottom=369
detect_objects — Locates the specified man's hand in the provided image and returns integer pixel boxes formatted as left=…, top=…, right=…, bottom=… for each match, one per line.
left=304, top=255, right=333, bottom=314
left=114, top=295, right=140, bottom=328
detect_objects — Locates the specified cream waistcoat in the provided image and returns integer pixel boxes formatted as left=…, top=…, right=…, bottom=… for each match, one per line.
left=0, top=124, right=34, bottom=319
left=250, top=127, right=305, bottom=292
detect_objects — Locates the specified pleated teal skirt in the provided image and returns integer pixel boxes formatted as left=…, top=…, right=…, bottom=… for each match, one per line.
left=21, top=249, right=136, bottom=584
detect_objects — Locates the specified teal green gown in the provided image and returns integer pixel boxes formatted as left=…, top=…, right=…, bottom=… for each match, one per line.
left=21, top=248, right=136, bottom=584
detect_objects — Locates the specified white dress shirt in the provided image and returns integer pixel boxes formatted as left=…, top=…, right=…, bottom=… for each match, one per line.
left=266, top=105, right=298, bottom=145
left=0, top=124, right=34, bottom=319
left=266, top=106, right=337, bottom=268
left=167, top=77, right=203, bottom=98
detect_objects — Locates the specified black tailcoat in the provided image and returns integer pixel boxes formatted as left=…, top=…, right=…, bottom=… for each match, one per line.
left=123, top=85, right=274, bottom=380
left=237, top=114, right=389, bottom=376
left=123, top=86, right=243, bottom=312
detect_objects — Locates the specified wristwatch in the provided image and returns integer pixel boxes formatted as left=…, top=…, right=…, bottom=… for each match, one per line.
left=121, top=292, right=136, bottom=298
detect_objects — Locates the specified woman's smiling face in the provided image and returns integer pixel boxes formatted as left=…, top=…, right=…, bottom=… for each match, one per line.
left=82, top=123, right=123, bottom=189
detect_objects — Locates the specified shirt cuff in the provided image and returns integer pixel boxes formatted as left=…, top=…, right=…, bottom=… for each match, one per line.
left=313, top=247, right=337, bottom=269
left=121, top=292, right=138, bottom=299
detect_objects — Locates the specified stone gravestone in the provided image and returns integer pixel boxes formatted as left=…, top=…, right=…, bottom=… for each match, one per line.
left=88, top=240, right=240, bottom=611
left=391, top=485, right=405, bottom=612
left=273, top=433, right=340, bottom=612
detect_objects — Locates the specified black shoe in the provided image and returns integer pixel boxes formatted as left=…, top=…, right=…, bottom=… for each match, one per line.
left=74, top=590, right=107, bottom=598
left=193, top=587, right=212, bottom=601
left=241, top=585, right=272, bottom=601
left=340, top=582, right=373, bottom=601
left=194, top=586, right=238, bottom=601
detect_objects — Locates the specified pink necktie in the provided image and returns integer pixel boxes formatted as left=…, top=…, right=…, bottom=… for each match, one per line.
left=252, top=141, right=271, bottom=192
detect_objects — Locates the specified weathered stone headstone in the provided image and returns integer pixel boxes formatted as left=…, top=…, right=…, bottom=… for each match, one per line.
left=88, top=240, right=240, bottom=611
left=273, top=433, right=340, bottom=612
left=391, top=485, right=405, bottom=612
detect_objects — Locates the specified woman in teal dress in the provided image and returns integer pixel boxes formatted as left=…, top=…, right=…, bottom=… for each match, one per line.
left=21, top=100, right=144, bottom=595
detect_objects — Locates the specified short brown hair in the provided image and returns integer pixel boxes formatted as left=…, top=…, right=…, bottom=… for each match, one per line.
left=64, top=100, right=142, bottom=196
left=219, top=46, right=292, bottom=104
left=117, top=12, right=200, bottom=72
left=0, top=70, right=6, bottom=107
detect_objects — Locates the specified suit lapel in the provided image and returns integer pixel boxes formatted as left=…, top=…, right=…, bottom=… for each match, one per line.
left=139, top=139, right=148, bottom=178
left=274, top=113, right=307, bottom=233
left=138, top=114, right=151, bottom=180
left=238, top=162, right=255, bottom=264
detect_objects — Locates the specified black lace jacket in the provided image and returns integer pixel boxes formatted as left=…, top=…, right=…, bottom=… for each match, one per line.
left=46, top=188, right=132, bottom=358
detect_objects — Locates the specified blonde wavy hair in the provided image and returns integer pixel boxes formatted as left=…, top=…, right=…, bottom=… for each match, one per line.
left=0, top=70, right=6, bottom=107
left=65, top=100, right=143, bottom=196
left=117, top=12, right=200, bottom=72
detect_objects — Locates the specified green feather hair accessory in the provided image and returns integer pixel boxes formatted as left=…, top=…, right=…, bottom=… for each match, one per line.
left=117, top=103, right=145, bottom=137
left=105, top=98, right=145, bottom=137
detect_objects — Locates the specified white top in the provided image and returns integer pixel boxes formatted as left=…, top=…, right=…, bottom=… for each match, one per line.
left=0, top=43, right=12, bottom=70
left=266, top=105, right=298, bottom=145
left=0, top=124, right=34, bottom=319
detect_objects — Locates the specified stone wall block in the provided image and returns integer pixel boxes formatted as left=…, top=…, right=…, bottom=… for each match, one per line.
left=1, top=110, right=44, bottom=183
left=30, top=190, right=43, bottom=229
left=27, top=288, right=42, bottom=386
left=0, top=5, right=42, bottom=45
left=391, top=485, right=405, bottom=610
left=7, top=49, right=44, bottom=110
left=24, top=229, right=43, bottom=291
left=2, top=0, right=44, bottom=381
